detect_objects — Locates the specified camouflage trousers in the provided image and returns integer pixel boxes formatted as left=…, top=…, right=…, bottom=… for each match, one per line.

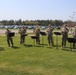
left=62, top=36, right=67, bottom=47
left=7, top=37, right=13, bottom=47
left=47, top=35, right=54, bottom=45
left=20, top=35, right=25, bottom=44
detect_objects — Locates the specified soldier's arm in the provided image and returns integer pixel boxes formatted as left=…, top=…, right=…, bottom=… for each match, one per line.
left=46, top=28, right=49, bottom=32
left=18, top=29, right=21, bottom=33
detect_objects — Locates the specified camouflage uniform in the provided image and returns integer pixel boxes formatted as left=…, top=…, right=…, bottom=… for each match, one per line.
left=5, top=28, right=14, bottom=47
left=47, top=25, right=54, bottom=46
left=35, top=25, right=40, bottom=44
left=73, top=27, right=76, bottom=48
left=19, top=26, right=26, bottom=44
left=61, top=25, right=69, bottom=47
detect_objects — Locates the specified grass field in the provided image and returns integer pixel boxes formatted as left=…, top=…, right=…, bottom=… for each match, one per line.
left=0, top=35, right=76, bottom=75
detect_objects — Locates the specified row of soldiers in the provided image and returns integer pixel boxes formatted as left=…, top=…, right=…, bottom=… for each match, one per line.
left=5, top=24, right=76, bottom=48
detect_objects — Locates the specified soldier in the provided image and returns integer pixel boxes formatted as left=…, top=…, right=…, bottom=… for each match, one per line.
left=47, top=24, right=54, bottom=46
left=34, top=25, right=40, bottom=44
left=61, top=24, right=69, bottom=47
left=72, top=26, right=76, bottom=49
left=5, top=28, right=14, bottom=47
left=18, top=26, right=26, bottom=45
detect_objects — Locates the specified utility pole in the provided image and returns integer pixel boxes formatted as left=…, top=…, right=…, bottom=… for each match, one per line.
left=69, top=12, right=76, bottom=33
left=69, top=12, right=76, bottom=21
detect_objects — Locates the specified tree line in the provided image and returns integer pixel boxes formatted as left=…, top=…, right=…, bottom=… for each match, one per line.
left=0, top=19, right=75, bottom=26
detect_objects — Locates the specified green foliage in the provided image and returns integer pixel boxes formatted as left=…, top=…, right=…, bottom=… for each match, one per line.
left=0, top=19, right=64, bottom=26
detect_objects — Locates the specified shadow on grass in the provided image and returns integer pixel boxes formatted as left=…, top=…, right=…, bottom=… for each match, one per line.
left=40, top=44, right=47, bottom=45
left=54, top=45, right=61, bottom=47
left=24, top=44, right=47, bottom=47
left=0, top=47, right=5, bottom=51
left=12, top=46, right=20, bottom=49
left=62, top=47, right=76, bottom=52
left=24, top=44, right=33, bottom=47
left=34, top=44, right=47, bottom=47
left=47, top=46, right=53, bottom=49
left=34, top=45, right=44, bottom=47
left=71, top=49, right=76, bottom=52
left=46, top=45, right=60, bottom=49
left=62, top=48, right=70, bottom=51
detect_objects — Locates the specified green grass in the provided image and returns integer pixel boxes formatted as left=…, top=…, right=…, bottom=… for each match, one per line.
left=0, top=35, right=76, bottom=75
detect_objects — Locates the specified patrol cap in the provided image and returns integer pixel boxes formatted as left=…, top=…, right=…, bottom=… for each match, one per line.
left=48, top=24, right=52, bottom=27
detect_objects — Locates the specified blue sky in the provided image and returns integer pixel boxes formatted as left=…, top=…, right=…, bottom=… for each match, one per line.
left=0, top=0, right=76, bottom=21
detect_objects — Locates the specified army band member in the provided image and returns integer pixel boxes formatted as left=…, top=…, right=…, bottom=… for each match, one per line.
left=72, top=26, right=76, bottom=49
left=47, top=24, right=54, bottom=46
left=5, top=28, right=14, bottom=47
left=18, top=26, right=26, bottom=45
left=34, top=25, right=40, bottom=44
left=61, top=24, right=69, bottom=47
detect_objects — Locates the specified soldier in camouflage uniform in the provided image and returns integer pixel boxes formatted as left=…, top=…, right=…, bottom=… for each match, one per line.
left=5, top=28, right=14, bottom=47
left=72, top=26, right=76, bottom=49
left=18, top=26, right=26, bottom=45
left=61, top=24, right=69, bottom=47
left=47, top=24, right=54, bottom=46
left=34, top=25, right=40, bottom=44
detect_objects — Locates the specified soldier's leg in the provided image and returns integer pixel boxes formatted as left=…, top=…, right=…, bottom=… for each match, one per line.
left=64, top=37, right=67, bottom=47
left=23, top=36, right=25, bottom=44
left=48, top=40, right=50, bottom=45
left=10, top=38, right=14, bottom=47
left=64, top=40, right=66, bottom=46
left=48, top=35, right=50, bottom=45
left=20, top=35, right=23, bottom=44
left=38, top=37, right=40, bottom=44
left=36, top=38, right=38, bottom=44
left=7, top=37, right=10, bottom=47
left=63, top=40, right=66, bottom=47
left=48, top=38, right=51, bottom=45
left=38, top=36, right=40, bottom=44
left=75, top=43, right=76, bottom=49
left=62, top=37, right=64, bottom=47
left=20, top=35, right=21, bottom=44
left=62, top=37, right=63, bottom=47
left=36, top=34, right=39, bottom=44
left=51, top=36, right=54, bottom=46
left=73, top=43, right=75, bottom=49
left=37, top=36, right=40, bottom=44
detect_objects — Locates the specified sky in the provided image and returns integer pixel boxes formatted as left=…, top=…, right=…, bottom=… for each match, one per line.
left=0, top=0, right=76, bottom=21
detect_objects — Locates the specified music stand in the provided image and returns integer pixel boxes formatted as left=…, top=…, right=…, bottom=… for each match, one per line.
left=22, top=34, right=28, bottom=37
left=54, top=32, right=61, bottom=49
left=40, top=32, right=46, bottom=45
left=8, top=32, right=15, bottom=37
left=31, top=36, right=39, bottom=46
left=67, top=38, right=76, bottom=51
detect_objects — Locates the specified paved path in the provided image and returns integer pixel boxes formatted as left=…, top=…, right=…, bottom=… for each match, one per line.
left=0, top=29, right=33, bottom=35
left=0, top=29, right=72, bottom=36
